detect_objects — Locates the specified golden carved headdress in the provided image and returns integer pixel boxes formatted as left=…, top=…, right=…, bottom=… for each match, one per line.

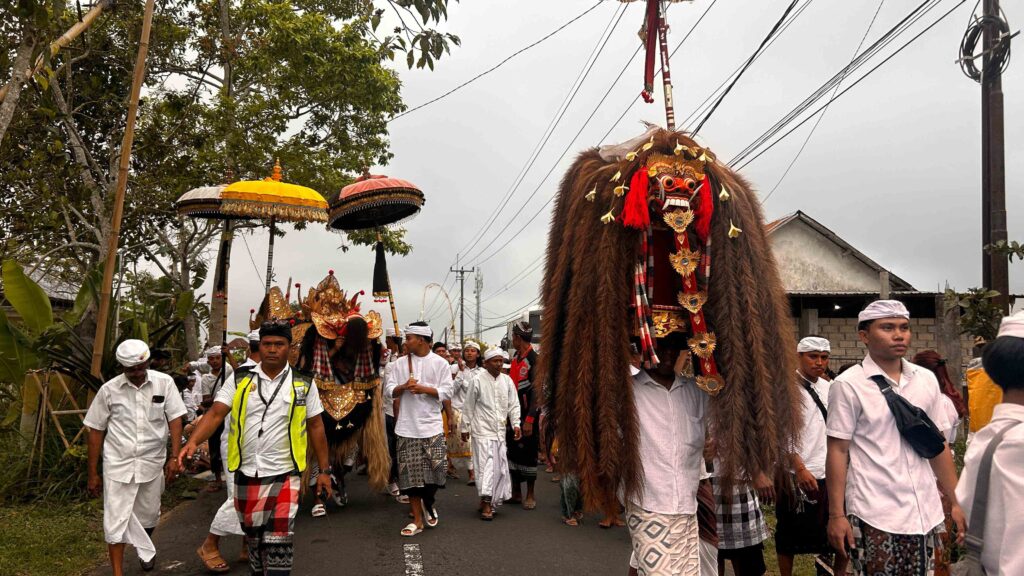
left=303, top=270, right=382, bottom=340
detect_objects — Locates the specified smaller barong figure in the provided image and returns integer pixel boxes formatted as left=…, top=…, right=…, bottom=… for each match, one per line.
left=462, top=347, right=522, bottom=520
left=294, top=271, right=388, bottom=516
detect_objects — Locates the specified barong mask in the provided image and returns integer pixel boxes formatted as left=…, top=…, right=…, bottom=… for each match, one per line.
left=539, top=127, right=801, bottom=511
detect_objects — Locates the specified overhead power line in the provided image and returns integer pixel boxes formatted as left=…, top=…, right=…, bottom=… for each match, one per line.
left=731, top=0, right=969, bottom=172
left=389, top=1, right=606, bottom=122
left=758, top=0, right=886, bottom=205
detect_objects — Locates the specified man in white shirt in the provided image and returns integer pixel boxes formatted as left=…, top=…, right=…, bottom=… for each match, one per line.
left=179, top=321, right=333, bottom=576
left=85, top=339, right=186, bottom=575
left=461, top=346, right=521, bottom=520
left=236, top=329, right=261, bottom=373
left=826, top=300, right=965, bottom=575
left=448, top=340, right=481, bottom=484
left=384, top=321, right=454, bottom=537
left=382, top=329, right=405, bottom=499
left=199, top=346, right=234, bottom=492
left=776, top=336, right=847, bottom=576
left=956, top=310, right=1024, bottom=575
left=626, top=334, right=708, bottom=576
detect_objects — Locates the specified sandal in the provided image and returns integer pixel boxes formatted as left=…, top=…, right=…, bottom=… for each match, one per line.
left=196, top=546, right=230, bottom=574
left=480, top=507, right=494, bottom=521
left=311, top=504, right=327, bottom=518
left=423, top=504, right=439, bottom=528
left=401, top=523, right=423, bottom=537
left=562, top=517, right=579, bottom=527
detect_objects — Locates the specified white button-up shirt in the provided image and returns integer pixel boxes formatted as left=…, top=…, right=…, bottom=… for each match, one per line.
left=630, top=370, right=708, bottom=515
left=794, top=374, right=831, bottom=479
left=462, top=370, right=520, bottom=440
left=201, top=364, right=234, bottom=397
left=382, top=358, right=399, bottom=418
left=452, top=365, right=483, bottom=411
left=385, top=352, right=453, bottom=439
left=826, top=354, right=953, bottom=535
left=215, top=364, right=323, bottom=477
left=956, top=403, right=1024, bottom=576
left=84, top=370, right=187, bottom=483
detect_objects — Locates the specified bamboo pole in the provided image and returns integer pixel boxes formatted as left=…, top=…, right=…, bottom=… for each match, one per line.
left=90, top=0, right=157, bottom=379
left=0, top=0, right=113, bottom=102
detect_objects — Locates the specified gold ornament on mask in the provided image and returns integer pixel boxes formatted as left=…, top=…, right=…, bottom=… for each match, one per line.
left=696, top=374, right=725, bottom=396
left=669, top=247, right=701, bottom=277
left=678, top=291, right=708, bottom=314
left=651, top=310, right=688, bottom=339
left=663, top=209, right=694, bottom=233
left=688, top=331, right=717, bottom=359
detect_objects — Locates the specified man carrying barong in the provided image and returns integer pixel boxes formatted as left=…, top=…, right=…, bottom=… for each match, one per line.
left=461, top=347, right=521, bottom=520
left=180, top=321, right=333, bottom=576
left=384, top=321, right=454, bottom=537
left=85, top=339, right=186, bottom=575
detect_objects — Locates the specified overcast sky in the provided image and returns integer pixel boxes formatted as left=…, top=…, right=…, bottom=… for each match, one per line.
left=201, top=0, right=1022, bottom=346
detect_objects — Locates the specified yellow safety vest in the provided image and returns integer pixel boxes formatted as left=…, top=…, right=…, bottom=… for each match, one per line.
left=227, top=371, right=309, bottom=473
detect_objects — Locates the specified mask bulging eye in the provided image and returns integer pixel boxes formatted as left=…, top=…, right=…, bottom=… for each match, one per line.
left=660, top=176, right=679, bottom=191
left=683, top=178, right=697, bottom=191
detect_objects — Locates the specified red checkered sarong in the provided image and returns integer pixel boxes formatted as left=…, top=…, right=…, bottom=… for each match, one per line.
left=234, top=471, right=299, bottom=575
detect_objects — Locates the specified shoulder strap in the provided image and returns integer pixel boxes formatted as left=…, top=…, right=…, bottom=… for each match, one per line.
left=964, top=421, right=1024, bottom=560
left=802, top=382, right=828, bottom=421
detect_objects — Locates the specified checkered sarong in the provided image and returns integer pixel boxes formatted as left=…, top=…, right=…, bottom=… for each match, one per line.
left=849, top=515, right=939, bottom=576
left=234, top=471, right=299, bottom=576
left=711, top=476, right=769, bottom=550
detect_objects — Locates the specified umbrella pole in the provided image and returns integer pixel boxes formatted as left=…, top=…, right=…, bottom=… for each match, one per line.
left=90, top=0, right=156, bottom=379
left=377, top=231, right=401, bottom=335
left=657, top=1, right=676, bottom=130
left=265, top=216, right=275, bottom=293
left=212, top=220, right=233, bottom=346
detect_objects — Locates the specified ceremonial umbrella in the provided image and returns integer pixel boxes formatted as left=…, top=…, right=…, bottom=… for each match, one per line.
left=221, top=160, right=328, bottom=291
left=328, top=172, right=425, bottom=334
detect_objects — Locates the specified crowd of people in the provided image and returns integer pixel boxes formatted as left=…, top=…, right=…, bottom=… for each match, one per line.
left=82, top=298, right=1024, bottom=576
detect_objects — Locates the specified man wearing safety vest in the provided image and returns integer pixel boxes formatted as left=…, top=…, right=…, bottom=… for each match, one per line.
left=180, top=320, right=333, bottom=576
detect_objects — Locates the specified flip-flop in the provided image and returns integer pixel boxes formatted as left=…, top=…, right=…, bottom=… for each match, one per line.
left=423, top=504, right=439, bottom=528
left=196, top=546, right=230, bottom=574
left=395, top=495, right=410, bottom=504
left=311, top=504, right=326, bottom=518
left=401, top=523, right=423, bottom=537
left=480, top=510, right=494, bottom=521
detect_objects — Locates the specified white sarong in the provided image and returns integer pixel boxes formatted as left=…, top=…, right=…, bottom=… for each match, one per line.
left=209, top=456, right=244, bottom=536
left=470, top=437, right=511, bottom=505
left=103, top=475, right=162, bottom=562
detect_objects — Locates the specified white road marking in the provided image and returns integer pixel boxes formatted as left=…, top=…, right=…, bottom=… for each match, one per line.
left=404, top=543, right=425, bottom=576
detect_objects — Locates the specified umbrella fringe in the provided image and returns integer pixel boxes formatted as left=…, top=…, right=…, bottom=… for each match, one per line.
left=221, top=199, right=328, bottom=223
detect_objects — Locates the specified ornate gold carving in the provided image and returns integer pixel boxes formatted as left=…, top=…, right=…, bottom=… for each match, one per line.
left=365, top=310, right=383, bottom=340
left=677, top=291, right=708, bottom=314
left=696, top=374, right=725, bottom=396
left=651, top=310, right=688, bottom=339
left=663, top=209, right=694, bottom=233
left=669, top=247, right=701, bottom=277
left=688, top=332, right=717, bottom=359
left=316, top=377, right=371, bottom=421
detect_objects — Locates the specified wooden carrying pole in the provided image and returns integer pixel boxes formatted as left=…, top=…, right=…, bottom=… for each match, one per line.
left=0, top=0, right=113, bottom=102
left=90, top=0, right=157, bottom=378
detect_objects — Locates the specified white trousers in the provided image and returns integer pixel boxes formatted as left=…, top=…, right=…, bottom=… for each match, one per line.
left=209, top=457, right=244, bottom=536
left=103, top=475, right=162, bottom=562
left=470, top=437, right=510, bottom=505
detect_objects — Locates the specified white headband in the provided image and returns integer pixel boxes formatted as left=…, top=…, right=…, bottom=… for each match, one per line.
left=204, top=346, right=222, bottom=358
left=998, top=310, right=1024, bottom=339
left=116, top=339, right=151, bottom=367
left=464, top=341, right=481, bottom=351
left=797, top=337, right=831, bottom=353
left=405, top=324, right=433, bottom=339
left=483, top=347, right=504, bottom=362
left=858, top=299, right=910, bottom=323
left=247, top=330, right=261, bottom=341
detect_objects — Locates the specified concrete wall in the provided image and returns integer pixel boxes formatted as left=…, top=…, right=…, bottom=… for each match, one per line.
left=771, top=220, right=884, bottom=292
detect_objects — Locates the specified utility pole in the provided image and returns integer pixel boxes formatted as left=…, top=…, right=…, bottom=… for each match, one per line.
left=979, top=0, right=1010, bottom=312
left=451, top=256, right=475, bottom=346
left=474, top=270, right=483, bottom=340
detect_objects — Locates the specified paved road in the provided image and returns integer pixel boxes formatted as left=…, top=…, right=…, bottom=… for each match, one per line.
left=93, top=463, right=632, bottom=576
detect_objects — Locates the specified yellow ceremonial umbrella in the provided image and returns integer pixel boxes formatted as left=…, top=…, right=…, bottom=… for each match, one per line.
left=222, top=160, right=328, bottom=291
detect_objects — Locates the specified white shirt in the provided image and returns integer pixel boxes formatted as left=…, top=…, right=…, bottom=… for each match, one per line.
left=956, top=403, right=1024, bottom=576
left=452, top=365, right=483, bottom=410
left=201, top=364, right=234, bottom=397
left=826, top=354, right=953, bottom=534
left=462, top=370, right=520, bottom=440
left=384, top=352, right=453, bottom=439
left=182, top=386, right=200, bottom=421
left=215, top=363, right=323, bottom=477
left=382, top=358, right=399, bottom=418
left=631, top=370, right=708, bottom=515
left=84, top=370, right=187, bottom=483
left=940, top=394, right=960, bottom=444
left=794, top=373, right=831, bottom=479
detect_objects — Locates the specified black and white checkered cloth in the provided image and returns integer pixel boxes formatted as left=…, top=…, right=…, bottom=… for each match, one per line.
left=711, top=475, right=769, bottom=550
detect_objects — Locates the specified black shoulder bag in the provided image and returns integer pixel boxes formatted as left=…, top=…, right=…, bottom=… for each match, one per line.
left=868, top=374, right=946, bottom=459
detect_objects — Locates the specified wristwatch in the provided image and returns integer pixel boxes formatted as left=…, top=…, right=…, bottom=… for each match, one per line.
left=323, top=466, right=334, bottom=476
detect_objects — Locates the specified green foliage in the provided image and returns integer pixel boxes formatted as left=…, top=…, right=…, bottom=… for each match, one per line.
left=342, top=227, right=412, bottom=256
left=0, top=501, right=105, bottom=576
left=1, top=261, right=53, bottom=334
left=946, top=287, right=1003, bottom=342
left=986, top=240, right=1024, bottom=263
